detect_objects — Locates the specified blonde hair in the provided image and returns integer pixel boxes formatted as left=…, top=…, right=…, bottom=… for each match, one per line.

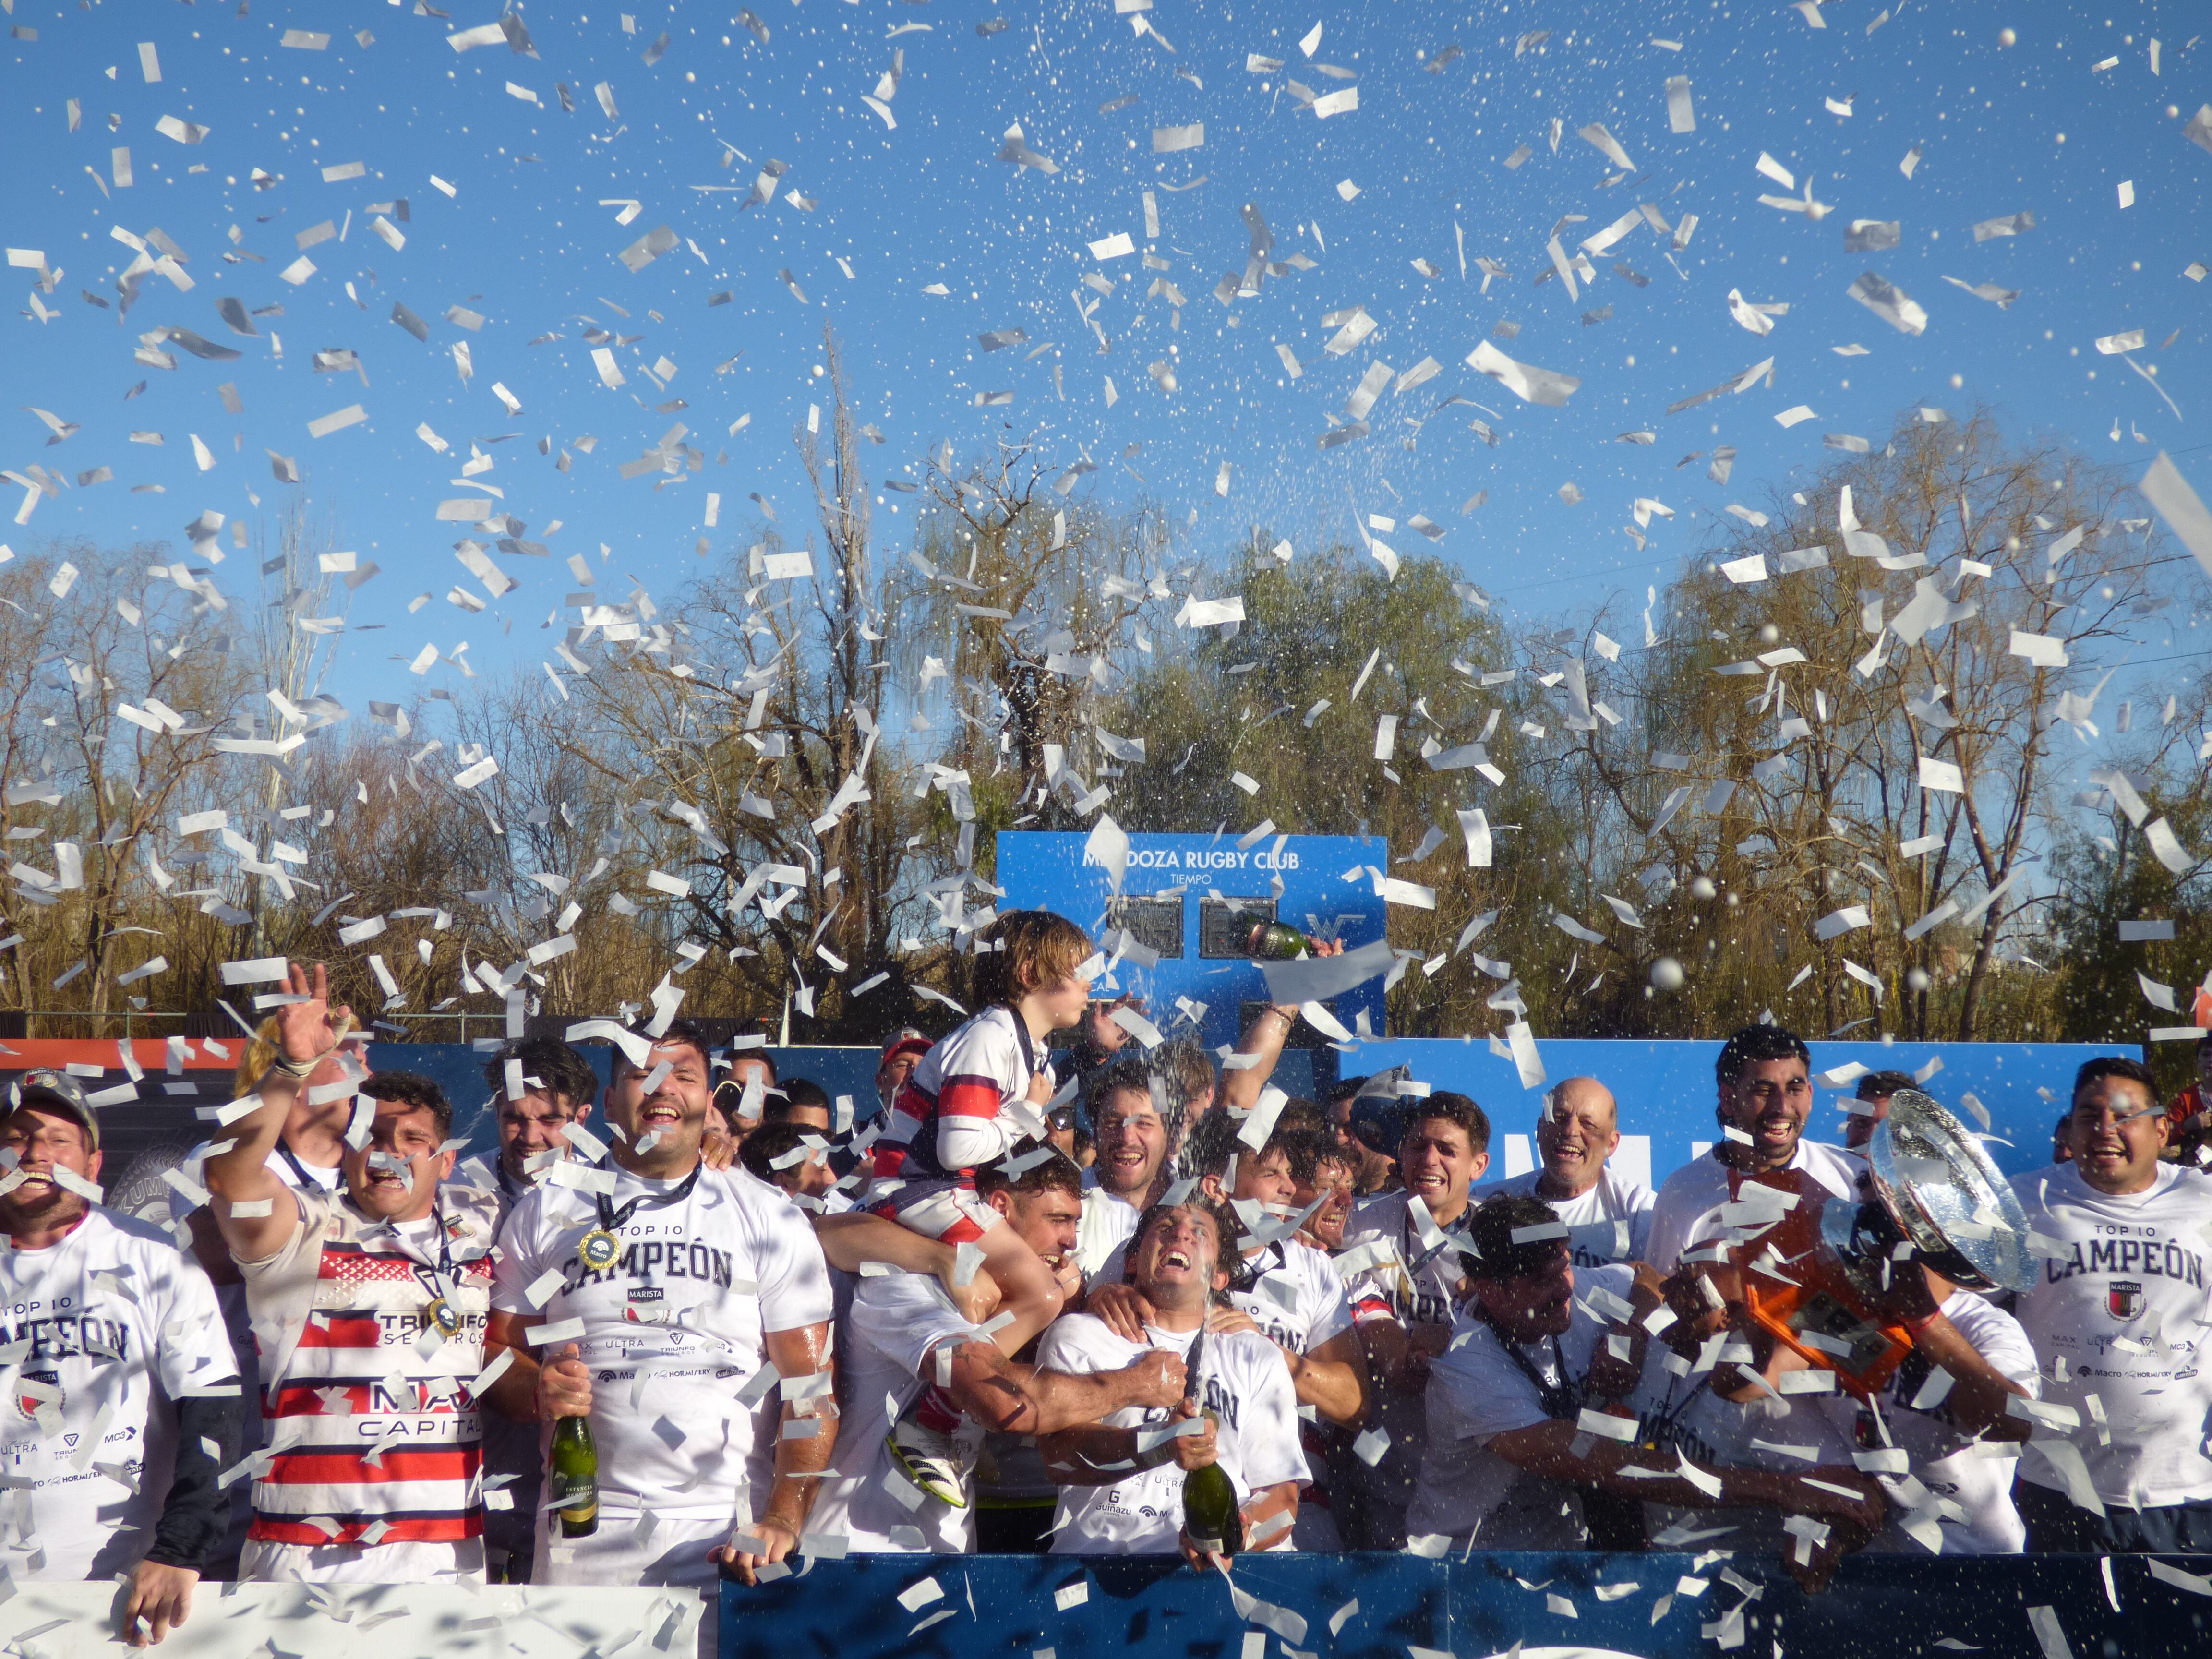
left=234, top=1010, right=358, bottom=1098
left=974, top=910, right=1091, bottom=1008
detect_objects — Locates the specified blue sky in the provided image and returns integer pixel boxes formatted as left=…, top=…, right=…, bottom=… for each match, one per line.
left=3, top=0, right=2207, bottom=709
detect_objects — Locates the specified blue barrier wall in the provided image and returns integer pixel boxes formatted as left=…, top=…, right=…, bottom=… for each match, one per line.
left=719, top=1551, right=2210, bottom=1659
left=336, top=1035, right=2127, bottom=1186
left=1347, top=1038, right=2136, bottom=1190
left=359, top=1041, right=1323, bottom=1156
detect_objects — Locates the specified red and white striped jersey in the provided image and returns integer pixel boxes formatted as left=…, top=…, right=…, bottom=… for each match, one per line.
left=869, top=1004, right=1044, bottom=1187
left=237, top=1185, right=500, bottom=1549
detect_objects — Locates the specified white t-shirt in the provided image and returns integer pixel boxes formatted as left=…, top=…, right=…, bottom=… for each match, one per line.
left=1035, top=1313, right=1304, bottom=1554
left=1407, top=1263, right=1635, bottom=1548
left=1075, top=1185, right=1142, bottom=1280
left=811, top=1273, right=986, bottom=1553
left=491, top=1160, right=835, bottom=1522
left=1816, top=1291, right=2039, bottom=1554
left=1644, top=1140, right=1861, bottom=1274
left=0, top=1208, right=240, bottom=1579
left=2008, top=1161, right=2212, bottom=1508
left=183, top=1137, right=342, bottom=1195
left=1625, top=1337, right=1859, bottom=1551
left=1473, top=1167, right=1656, bottom=1267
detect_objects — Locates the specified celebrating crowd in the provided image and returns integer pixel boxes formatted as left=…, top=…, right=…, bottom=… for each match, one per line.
left=2, top=909, right=2209, bottom=1646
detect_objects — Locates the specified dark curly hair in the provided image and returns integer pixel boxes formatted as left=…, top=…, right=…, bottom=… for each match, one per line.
left=1126, top=1195, right=1243, bottom=1301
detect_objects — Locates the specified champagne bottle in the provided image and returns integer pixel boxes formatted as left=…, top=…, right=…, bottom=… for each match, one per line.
left=551, top=1414, right=600, bottom=1538
left=1180, top=1411, right=1243, bottom=1558
left=1245, top=922, right=1307, bottom=961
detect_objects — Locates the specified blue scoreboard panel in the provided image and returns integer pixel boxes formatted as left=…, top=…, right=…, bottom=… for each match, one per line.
left=993, top=831, right=1390, bottom=1051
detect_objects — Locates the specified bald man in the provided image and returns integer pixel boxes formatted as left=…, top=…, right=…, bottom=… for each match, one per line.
left=1470, top=1077, right=1655, bottom=1267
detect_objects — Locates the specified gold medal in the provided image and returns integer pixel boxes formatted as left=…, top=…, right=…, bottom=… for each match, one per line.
left=578, top=1228, right=621, bottom=1274
left=421, top=1297, right=461, bottom=1338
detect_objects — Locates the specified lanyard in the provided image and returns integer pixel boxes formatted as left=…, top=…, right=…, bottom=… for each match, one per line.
left=376, top=1202, right=456, bottom=1298
left=1476, top=1306, right=1583, bottom=1421
left=276, top=1140, right=334, bottom=1192
left=595, top=1161, right=703, bottom=1234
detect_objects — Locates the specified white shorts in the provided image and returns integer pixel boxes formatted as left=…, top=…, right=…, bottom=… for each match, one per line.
left=240, top=1536, right=485, bottom=1585
left=870, top=1183, right=998, bottom=1245
left=535, top=1513, right=721, bottom=1659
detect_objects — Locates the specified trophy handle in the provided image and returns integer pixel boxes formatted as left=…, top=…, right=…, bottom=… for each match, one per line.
left=1737, top=1199, right=1916, bottom=1403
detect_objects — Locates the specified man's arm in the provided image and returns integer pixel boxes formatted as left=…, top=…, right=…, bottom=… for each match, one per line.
left=1284, top=1328, right=1367, bottom=1427
left=118, top=1390, right=239, bottom=1647
left=202, top=962, right=349, bottom=1264
left=1902, top=1312, right=2031, bottom=1439
left=1040, top=1398, right=1205, bottom=1486
left=945, top=1340, right=1184, bottom=1437
left=716, top=1322, right=835, bottom=1584
left=1219, top=941, right=1341, bottom=1112
left=811, top=1212, right=996, bottom=1323
left=480, top=1310, right=567, bottom=1423
left=1483, top=1416, right=1887, bottom=1532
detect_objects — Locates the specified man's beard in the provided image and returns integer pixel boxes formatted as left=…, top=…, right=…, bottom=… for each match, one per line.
left=0, top=1180, right=85, bottom=1231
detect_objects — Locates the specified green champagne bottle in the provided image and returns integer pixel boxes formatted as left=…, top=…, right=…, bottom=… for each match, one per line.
left=1245, top=922, right=1307, bottom=960
left=551, top=1414, right=600, bottom=1538
left=1180, top=1411, right=1243, bottom=1558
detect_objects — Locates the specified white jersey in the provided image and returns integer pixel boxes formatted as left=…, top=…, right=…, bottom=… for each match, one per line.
left=1473, top=1167, right=1656, bottom=1267
left=1035, top=1313, right=1304, bottom=1555
left=1407, top=1263, right=1635, bottom=1548
left=2009, top=1162, right=2212, bottom=1508
left=490, top=1160, right=835, bottom=1524
left=0, top=1208, right=240, bottom=1580
left=1624, top=1338, right=1858, bottom=1551
left=1644, top=1140, right=1861, bottom=1274
left=1816, top=1291, right=2038, bottom=1554
left=1075, top=1186, right=1142, bottom=1280
left=812, top=1273, right=987, bottom=1553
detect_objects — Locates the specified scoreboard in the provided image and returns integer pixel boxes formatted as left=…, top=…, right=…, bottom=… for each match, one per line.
left=993, top=830, right=1390, bottom=1051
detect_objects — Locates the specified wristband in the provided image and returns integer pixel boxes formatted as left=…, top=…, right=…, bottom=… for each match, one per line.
left=269, top=1052, right=322, bottom=1081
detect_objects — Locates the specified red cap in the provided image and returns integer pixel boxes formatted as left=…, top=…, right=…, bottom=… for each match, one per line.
left=879, top=1031, right=932, bottom=1068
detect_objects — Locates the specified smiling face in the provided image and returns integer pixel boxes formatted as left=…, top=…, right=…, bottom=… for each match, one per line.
left=1474, top=1242, right=1575, bottom=1344
left=497, top=1090, right=581, bottom=1183
left=1398, top=1114, right=1487, bottom=1225
left=1004, top=1182, right=1084, bottom=1265
left=1232, top=1147, right=1298, bottom=1211
left=1128, top=1203, right=1231, bottom=1313
left=1536, top=1078, right=1620, bottom=1197
left=0, top=1107, right=101, bottom=1236
left=609, top=1039, right=715, bottom=1172
left=1720, top=1056, right=1813, bottom=1172
left=1094, top=1084, right=1167, bottom=1202
left=2068, top=1072, right=2167, bottom=1195
left=1296, top=1154, right=1357, bottom=1250
left=344, top=1103, right=454, bottom=1222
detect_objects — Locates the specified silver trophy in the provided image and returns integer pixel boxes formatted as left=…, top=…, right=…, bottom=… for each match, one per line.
left=1822, top=1086, right=2038, bottom=1299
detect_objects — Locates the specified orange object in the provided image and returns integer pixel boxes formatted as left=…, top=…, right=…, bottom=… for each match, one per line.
left=1734, top=1188, right=1915, bottom=1402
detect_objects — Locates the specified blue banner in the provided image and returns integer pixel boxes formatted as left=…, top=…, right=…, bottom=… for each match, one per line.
left=1349, top=1038, right=2135, bottom=1189
left=719, top=1550, right=2210, bottom=1659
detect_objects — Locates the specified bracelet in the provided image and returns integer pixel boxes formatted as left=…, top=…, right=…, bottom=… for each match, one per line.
left=269, top=1052, right=322, bottom=1081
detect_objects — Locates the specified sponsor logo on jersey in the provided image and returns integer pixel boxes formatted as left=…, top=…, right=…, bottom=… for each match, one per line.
left=2107, top=1280, right=2145, bottom=1321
